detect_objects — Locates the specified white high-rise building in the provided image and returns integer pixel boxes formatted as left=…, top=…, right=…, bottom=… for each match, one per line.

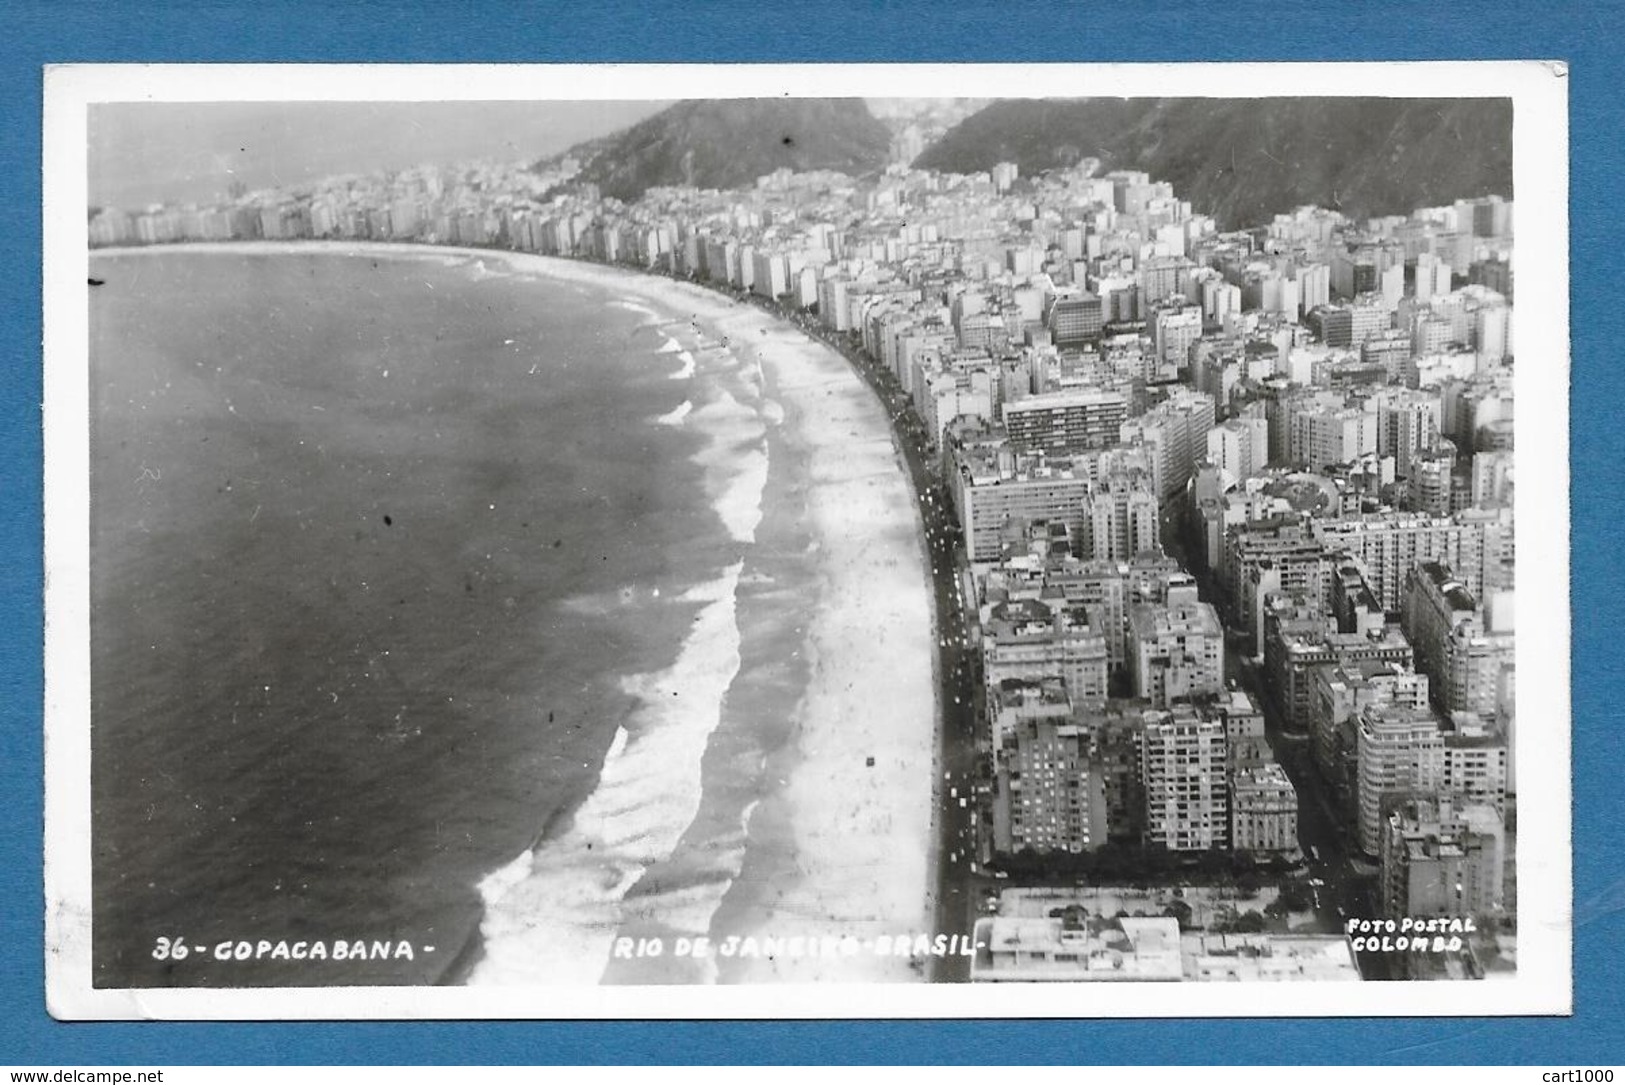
left=1120, top=389, right=1216, bottom=503
left=1140, top=709, right=1230, bottom=851
left=1357, top=704, right=1445, bottom=855
left=1206, top=416, right=1270, bottom=487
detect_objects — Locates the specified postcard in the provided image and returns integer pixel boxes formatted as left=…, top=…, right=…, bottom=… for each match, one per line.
left=42, top=61, right=1570, bottom=1018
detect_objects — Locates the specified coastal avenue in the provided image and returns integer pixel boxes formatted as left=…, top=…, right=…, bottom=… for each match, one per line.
left=827, top=330, right=984, bottom=984
left=769, top=297, right=985, bottom=982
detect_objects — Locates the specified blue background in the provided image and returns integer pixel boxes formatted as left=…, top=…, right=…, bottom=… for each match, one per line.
left=3, top=0, right=1617, bottom=1066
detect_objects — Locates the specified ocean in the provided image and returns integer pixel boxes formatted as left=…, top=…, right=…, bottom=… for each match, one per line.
left=87, top=248, right=813, bottom=986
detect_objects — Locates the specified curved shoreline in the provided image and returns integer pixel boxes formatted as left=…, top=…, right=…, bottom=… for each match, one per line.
left=95, top=238, right=944, bottom=985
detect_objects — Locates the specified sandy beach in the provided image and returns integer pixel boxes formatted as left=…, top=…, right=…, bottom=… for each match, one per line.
left=699, top=299, right=937, bottom=984
left=99, top=240, right=940, bottom=985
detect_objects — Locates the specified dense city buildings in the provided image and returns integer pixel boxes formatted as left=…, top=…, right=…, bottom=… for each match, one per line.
left=1402, top=560, right=1516, bottom=718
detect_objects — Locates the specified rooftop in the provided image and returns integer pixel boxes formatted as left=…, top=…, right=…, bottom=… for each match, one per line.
left=1183, top=934, right=1361, bottom=982
left=996, top=677, right=1072, bottom=709
left=972, top=915, right=1184, bottom=982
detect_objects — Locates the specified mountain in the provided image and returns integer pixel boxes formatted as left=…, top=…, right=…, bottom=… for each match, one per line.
left=565, top=98, right=893, bottom=202
left=913, top=98, right=1513, bottom=229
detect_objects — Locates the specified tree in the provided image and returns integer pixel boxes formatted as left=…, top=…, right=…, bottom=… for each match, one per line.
left=1232, top=910, right=1268, bottom=933
left=1274, top=882, right=1312, bottom=913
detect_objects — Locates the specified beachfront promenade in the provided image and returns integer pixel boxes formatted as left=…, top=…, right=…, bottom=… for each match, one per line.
left=760, top=308, right=986, bottom=983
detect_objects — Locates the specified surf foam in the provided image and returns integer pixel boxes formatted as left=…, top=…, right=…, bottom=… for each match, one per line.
left=469, top=563, right=746, bottom=986
left=655, top=400, right=693, bottom=427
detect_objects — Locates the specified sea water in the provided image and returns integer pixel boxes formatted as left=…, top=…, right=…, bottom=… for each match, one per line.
left=87, top=249, right=805, bottom=987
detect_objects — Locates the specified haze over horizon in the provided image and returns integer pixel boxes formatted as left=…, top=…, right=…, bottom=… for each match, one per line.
left=89, top=100, right=672, bottom=210
left=89, top=98, right=985, bottom=211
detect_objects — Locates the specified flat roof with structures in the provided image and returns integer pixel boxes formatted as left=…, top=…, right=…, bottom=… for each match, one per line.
left=1182, top=933, right=1361, bottom=982
left=1002, top=387, right=1128, bottom=415
left=971, top=915, right=1184, bottom=982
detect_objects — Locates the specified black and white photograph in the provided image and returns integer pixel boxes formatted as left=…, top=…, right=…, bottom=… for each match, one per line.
left=41, top=62, right=1570, bottom=1019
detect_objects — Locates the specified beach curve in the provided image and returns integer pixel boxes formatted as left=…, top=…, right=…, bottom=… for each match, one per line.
left=92, top=239, right=942, bottom=985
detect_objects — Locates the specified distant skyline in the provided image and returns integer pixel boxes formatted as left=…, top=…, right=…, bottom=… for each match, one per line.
left=88, top=98, right=990, bottom=211
left=89, top=100, right=672, bottom=209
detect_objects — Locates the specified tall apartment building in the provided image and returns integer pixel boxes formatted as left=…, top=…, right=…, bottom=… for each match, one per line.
left=1328, top=557, right=1387, bottom=636
left=1443, top=720, right=1511, bottom=815
left=1230, top=762, right=1301, bottom=858
left=1256, top=270, right=1301, bottom=322
left=1127, top=600, right=1225, bottom=707
left=1411, top=312, right=1458, bottom=358
left=1356, top=704, right=1445, bottom=855
left=1140, top=255, right=1197, bottom=305
left=1219, top=689, right=1272, bottom=771
left=1309, top=659, right=1432, bottom=815
left=1264, top=601, right=1415, bottom=733
left=1453, top=195, right=1514, bottom=240
left=1045, top=293, right=1105, bottom=347
left=1402, top=563, right=1481, bottom=698
left=1263, top=387, right=1343, bottom=463
left=1371, top=387, right=1444, bottom=479
left=1475, top=256, right=1513, bottom=303
left=1362, top=330, right=1414, bottom=380
left=1406, top=448, right=1457, bottom=517
left=1331, top=241, right=1405, bottom=299
left=1296, top=262, right=1332, bottom=316
left=749, top=249, right=791, bottom=299
left=1120, top=389, right=1216, bottom=503
left=1088, top=705, right=1150, bottom=846
left=1348, top=295, right=1394, bottom=346
left=1308, top=304, right=1355, bottom=348
left=1470, top=450, right=1514, bottom=510
left=1224, top=517, right=1328, bottom=647
left=1473, top=301, right=1512, bottom=366
left=1201, top=278, right=1243, bottom=325
left=1403, top=562, right=1516, bottom=720
left=983, top=600, right=1111, bottom=711
left=1379, top=796, right=1506, bottom=919
left=1196, top=485, right=1287, bottom=573
left=992, top=714, right=1109, bottom=855
left=1002, top=388, right=1129, bottom=454
left=1288, top=402, right=1378, bottom=473
left=1034, top=552, right=1184, bottom=673
left=1088, top=470, right=1161, bottom=563
left=1151, top=304, right=1204, bottom=368
left=1206, top=416, right=1271, bottom=488
left=1315, top=511, right=1493, bottom=612
left=955, top=459, right=1093, bottom=564
left=1140, top=708, right=1230, bottom=852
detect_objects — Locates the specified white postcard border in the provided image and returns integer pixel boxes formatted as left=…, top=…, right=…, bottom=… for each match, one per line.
left=43, top=60, right=1571, bottom=1019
